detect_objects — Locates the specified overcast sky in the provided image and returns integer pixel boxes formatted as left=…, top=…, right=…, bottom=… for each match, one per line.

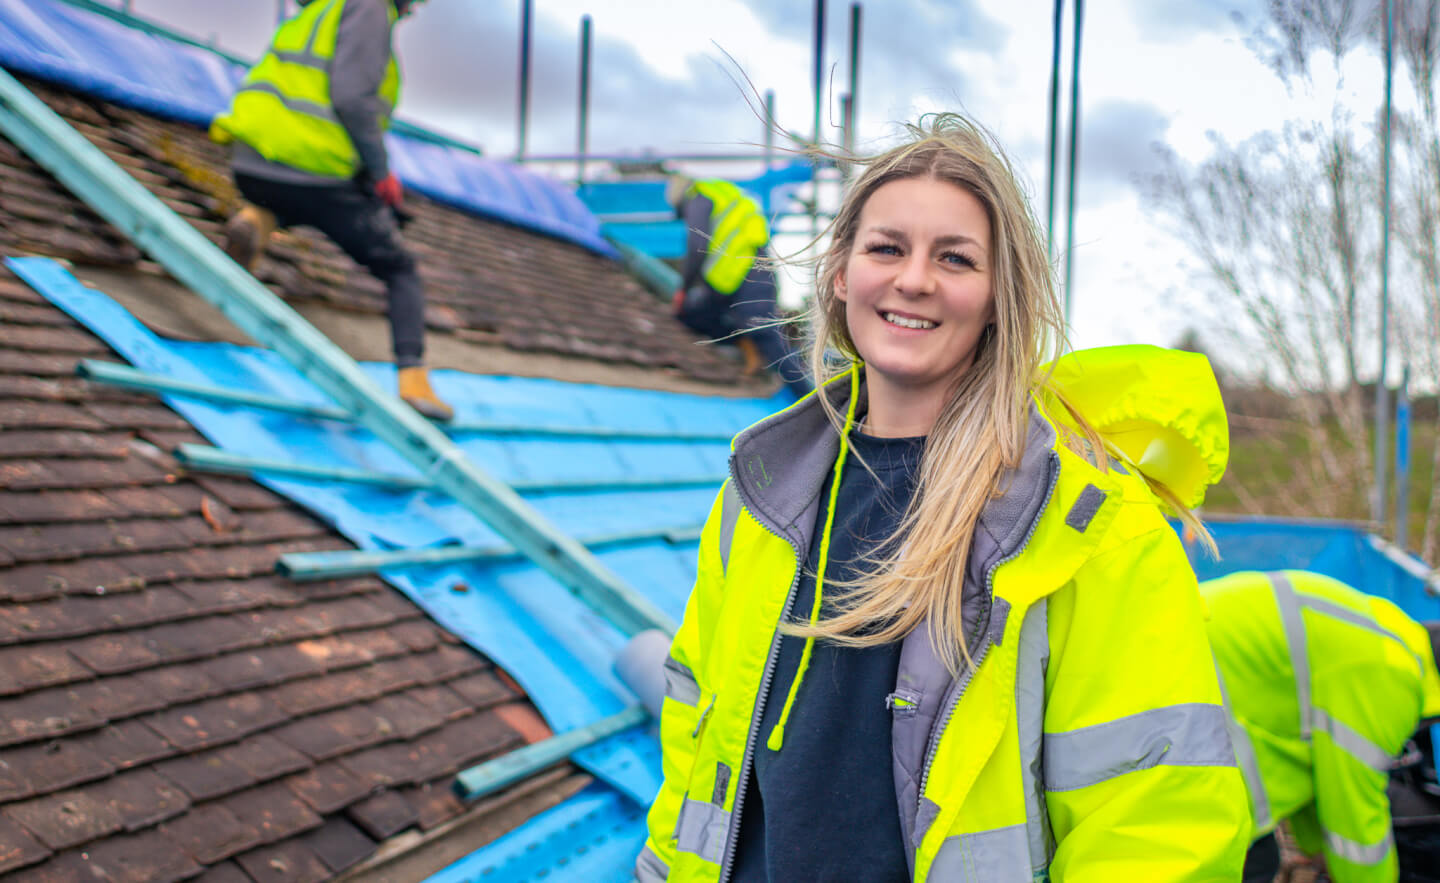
left=122, top=0, right=1388, bottom=353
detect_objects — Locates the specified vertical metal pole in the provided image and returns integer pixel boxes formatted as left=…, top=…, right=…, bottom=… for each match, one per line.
left=516, top=0, right=533, bottom=161
left=839, top=93, right=854, bottom=179
left=1045, top=0, right=1064, bottom=258
left=1373, top=0, right=1394, bottom=527
left=577, top=15, right=592, bottom=184
left=1395, top=365, right=1412, bottom=549
left=763, top=90, right=776, bottom=170
left=847, top=3, right=861, bottom=150
left=813, top=0, right=826, bottom=146
left=1061, top=0, right=1083, bottom=324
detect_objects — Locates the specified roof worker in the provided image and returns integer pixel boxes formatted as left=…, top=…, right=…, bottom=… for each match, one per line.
left=209, top=0, right=453, bottom=421
left=635, top=113, right=1249, bottom=882
left=1202, top=569, right=1440, bottom=883
left=665, top=175, right=812, bottom=401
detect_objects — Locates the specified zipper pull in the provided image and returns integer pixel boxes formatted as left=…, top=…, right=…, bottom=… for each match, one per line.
left=886, top=691, right=919, bottom=717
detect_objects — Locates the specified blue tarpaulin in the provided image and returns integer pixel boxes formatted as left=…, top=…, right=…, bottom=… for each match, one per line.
left=11, top=256, right=790, bottom=813
left=0, top=0, right=615, bottom=256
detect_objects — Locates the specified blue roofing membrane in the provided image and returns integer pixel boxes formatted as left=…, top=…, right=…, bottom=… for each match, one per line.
left=0, top=0, right=615, bottom=256
left=15, top=275, right=1440, bottom=878
left=11, top=258, right=790, bottom=868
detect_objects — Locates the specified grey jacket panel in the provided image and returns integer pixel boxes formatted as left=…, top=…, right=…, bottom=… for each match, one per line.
left=330, top=0, right=394, bottom=180
left=679, top=193, right=713, bottom=292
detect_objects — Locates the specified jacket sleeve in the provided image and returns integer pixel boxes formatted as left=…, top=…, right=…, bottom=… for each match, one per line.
left=1288, top=699, right=1406, bottom=880
left=637, top=483, right=728, bottom=881
left=678, top=194, right=713, bottom=292
left=1042, top=525, right=1252, bottom=882
left=331, top=0, right=393, bottom=180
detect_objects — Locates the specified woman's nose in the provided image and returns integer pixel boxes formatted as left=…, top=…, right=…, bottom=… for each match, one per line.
left=894, top=253, right=934, bottom=296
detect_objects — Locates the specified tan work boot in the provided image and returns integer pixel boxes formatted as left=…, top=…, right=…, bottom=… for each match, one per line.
left=736, top=335, right=765, bottom=376
left=223, top=203, right=276, bottom=271
left=398, top=366, right=454, bottom=421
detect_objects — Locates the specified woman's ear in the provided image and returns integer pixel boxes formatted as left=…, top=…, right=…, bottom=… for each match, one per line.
left=835, top=268, right=848, bottom=302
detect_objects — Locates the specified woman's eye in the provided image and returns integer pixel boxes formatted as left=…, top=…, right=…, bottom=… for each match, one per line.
left=865, top=242, right=901, bottom=256
left=942, top=251, right=978, bottom=269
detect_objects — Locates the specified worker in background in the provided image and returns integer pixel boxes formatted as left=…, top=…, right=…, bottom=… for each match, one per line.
left=209, top=0, right=453, bottom=421
left=666, top=175, right=812, bottom=401
left=1202, top=570, right=1440, bottom=883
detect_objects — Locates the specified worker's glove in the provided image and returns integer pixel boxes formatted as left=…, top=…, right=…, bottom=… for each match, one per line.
left=375, top=173, right=404, bottom=207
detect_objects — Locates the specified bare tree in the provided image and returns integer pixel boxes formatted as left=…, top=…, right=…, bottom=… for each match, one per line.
left=1146, top=0, right=1440, bottom=554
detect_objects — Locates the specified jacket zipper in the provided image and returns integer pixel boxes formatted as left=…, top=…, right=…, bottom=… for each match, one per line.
left=716, top=490, right=806, bottom=883
left=915, top=450, right=1060, bottom=821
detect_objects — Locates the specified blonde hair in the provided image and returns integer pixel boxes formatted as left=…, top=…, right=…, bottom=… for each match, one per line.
left=791, top=113, right=1210, bottom=674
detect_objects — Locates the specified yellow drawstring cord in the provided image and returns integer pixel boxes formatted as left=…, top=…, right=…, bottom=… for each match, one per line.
left=766, top=363, right=861, bottom=752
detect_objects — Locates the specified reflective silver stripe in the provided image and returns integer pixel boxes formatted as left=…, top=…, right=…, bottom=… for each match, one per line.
left=1014, top=600, right=1053, bottom=871
left=635, top=843, right=669, bottom=882
left=663, top=654, right=700, bottom=706
left=1324, top=828, right=1393, bottom=865
left=1301, top=594, right=1404, bottom=644
left=236, top=82, right=339, bottom=124
left=718, top=483, right=740, bottom=575
left=1214, top=662, right=1273, bottom=830
left=1267, top=571, right=1312, bottom=738
left=675, top=798, right=729, bottom=864
left=1312, top=707, right=1394, bottom=771
left=272, top=49, right=328, bottom=69
left=1043, top=703, right=1234, bottom=792
left=930, top=824, right=1032, bottom=882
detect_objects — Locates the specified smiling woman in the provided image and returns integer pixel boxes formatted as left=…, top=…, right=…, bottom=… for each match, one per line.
left=637, top=113, right=1250, bottom=883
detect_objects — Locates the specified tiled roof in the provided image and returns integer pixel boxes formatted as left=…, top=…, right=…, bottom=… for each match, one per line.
left=0, top=264, right=586, bottom=880
left=1, top=77, right=750, bottom=385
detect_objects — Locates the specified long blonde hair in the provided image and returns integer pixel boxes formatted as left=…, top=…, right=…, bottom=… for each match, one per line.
left=792, top=113, right=1208, bottom=674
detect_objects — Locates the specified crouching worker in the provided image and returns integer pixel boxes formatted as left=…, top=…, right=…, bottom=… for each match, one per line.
left=210, top=0, right=453, bottom=421
left=635, top=113, right=1250, bottom=882
left=665, top=175, right=811, bottom=402
left=1203, top=570, right=1440, bottom=883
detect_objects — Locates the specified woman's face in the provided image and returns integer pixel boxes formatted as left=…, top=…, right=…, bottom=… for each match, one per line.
left=837, top=176, right=996, bottom=424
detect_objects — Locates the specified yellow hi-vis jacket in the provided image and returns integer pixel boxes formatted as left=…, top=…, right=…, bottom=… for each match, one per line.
left=210, top=0, right=400, bottom=179
left=1203, top=570, right=1440, bottom=883
left=638, top=345, right=1251, bottom=882
left=687, top=179, right=770, bottom=296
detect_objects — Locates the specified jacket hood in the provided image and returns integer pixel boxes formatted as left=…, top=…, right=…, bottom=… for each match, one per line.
left=1045, top=344, right=1229, bottom=508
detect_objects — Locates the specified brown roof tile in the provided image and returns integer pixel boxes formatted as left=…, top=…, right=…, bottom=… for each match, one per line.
left=144, top=692, right=287, bottom=752
left=284, top=763, right=370, bottom=816
left=235, top=838, right=329, bottom=883
left=0, top=686, right=106, bottom=748
left=221, top=782, right=323, bottom=845
left=0, top=429, right=131, bottom=459
left=153, top=751, right=255, bottom=803
left=159, top=803, right=263, bottom=866
left=343, top=787, right=416, bottom=841
left=72, top=720, right=176, bottom=771
left=270, top=705, right=391, bottom=763
left=0, top=811, right=52, bottom=874
left=191, top=861, right=249, bottom=883
left=215, top=734, right=311, bottom=784
left=4, top=789, right=124, bottom=850
left=82, top=828, right=204, bottom=883
left=299, top=816, right=374, bottom=875
left=91, top=768, right=191, bottom=831
left=1, top=738, right=114, bottom=797
left=0, top=644, right=91, bottom=693
left=406, top=780, right=465, bottom=832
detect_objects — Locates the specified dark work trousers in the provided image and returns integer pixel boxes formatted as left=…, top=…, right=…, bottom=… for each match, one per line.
left=678, top=272, right=812, bottom=401
left=1242, top=832, right=1280, bottom=883
left=234, top=172, right=426, bottom=367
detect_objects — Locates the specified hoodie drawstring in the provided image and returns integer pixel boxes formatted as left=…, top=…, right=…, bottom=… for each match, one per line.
left=766, top=363, right=861, bottom=752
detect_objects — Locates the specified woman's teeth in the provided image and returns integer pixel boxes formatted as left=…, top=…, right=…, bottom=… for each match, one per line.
left=883, top=312, right=936, bottom=330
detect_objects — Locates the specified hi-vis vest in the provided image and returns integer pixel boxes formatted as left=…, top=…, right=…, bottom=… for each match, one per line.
left=1204, top=570, right=1440, bottom=883
left=688, top=179, right=770, bottom=295
left=210, top=0, right=400, bottom=179
left=639, top=346, right=1252, bottom=882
